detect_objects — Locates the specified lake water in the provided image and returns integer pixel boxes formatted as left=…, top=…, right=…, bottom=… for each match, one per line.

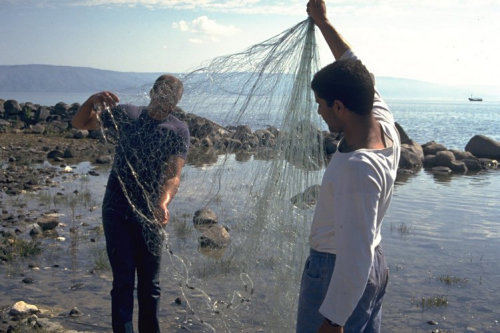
left=1, top=96, right=499, bottom=332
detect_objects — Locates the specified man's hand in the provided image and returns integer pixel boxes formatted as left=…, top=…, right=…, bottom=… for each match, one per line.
left=156, top=200, right=170, bottom=225
left=72, top=90, right=119, bottom=130
left=88, top=91, right=120, bottom=111
left=307, top=0, right=329, bottom=27
left=318, top=319, right=343, bottom=333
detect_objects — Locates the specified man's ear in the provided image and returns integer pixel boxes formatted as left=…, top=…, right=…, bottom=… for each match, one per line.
left=333, top=100, right=345, bottom=113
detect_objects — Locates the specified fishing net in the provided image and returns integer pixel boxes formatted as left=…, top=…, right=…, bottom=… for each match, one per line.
left=97, top=18, right=329, bottom=332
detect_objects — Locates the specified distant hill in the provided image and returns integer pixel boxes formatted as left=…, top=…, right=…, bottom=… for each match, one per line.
left=0, top=64, right=498, bottom=101
left=0, top=64, right=163, bottom=93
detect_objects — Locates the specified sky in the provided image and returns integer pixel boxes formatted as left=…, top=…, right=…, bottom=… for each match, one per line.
left=1, top=0, right=500, bottom=89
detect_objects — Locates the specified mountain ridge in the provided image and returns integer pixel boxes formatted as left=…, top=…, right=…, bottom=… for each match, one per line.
left=1, top=64, right=497, bottom=100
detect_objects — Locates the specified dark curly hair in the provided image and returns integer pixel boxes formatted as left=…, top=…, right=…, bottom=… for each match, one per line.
left=311, top=59, right=374, bottom=116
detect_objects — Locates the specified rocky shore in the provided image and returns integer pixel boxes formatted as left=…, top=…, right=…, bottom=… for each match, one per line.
left=1, top=98, right=499, bottom=332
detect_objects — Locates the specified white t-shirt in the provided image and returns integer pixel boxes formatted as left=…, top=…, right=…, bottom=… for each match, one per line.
left=308, top=50, right=401, bottom=325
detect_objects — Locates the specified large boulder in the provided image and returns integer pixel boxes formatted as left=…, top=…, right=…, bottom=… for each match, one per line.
left=465, top=135, right=500, bottom=159
left=399, top=141, right=424, bottom=170
left=3, top=99, right=21, bottom=119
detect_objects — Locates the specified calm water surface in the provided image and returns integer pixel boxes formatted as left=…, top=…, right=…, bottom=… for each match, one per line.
left=1, top=158, right=499, bottom=332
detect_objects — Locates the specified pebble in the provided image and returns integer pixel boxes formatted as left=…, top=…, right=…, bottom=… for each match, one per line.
left=22, top=277, right=34, bottom=284
left=69, top=307, right=83, bottom=317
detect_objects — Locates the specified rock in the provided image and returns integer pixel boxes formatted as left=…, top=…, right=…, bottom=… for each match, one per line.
left=189, top=118, right=217, bottom=139
left=232, top=125, right=258, bottom=148
left=465, top=135, right=500, bottom=159
left=63, top=148, right=75, bottom=158
left=224, top=138, right=242, bottom=152
left=54, top=102, right=70, bottom=116
left=9, top=301, right=39, bottom=317
left=96, top=155, right=112, bottom=164
left=4, top=100, right=21, bottom=118
left=427, top=320, right=438, bottom=325
left=290, top=185, right=321, bottom=209
left=88, top=129, right=104, bottom=140
left=395, top=122, right=412, bottom=144
left=193, top=208, right=218, bottom=226
left=462, top=158, right=483, bottom=172
left=71, top=128, right=89, bottom=139
left=479, top=158, right=498, bottom=169
left=22, top=277, right=34, bottom=284
left=199, top=224, right=230, bottom=248
left=21, top=103, right=36, bottom=124
left=47, top=150, right=64, bottom=160
left=0, top=119, right=11, bottom=133
left=422, top=141, right=447, bottom=155
left=449, top=160, right=468, bottom=173
left=200, top=137, right=213, bottom=149
left=37, top=218, right=59, bottom=231
left=254, top=129, right=275, bottom=147
left=423, top=155, right=437, bottom=168
left=29, top=223, right=43, bottom=236
left=399, top=141, right=424, bottom=170
left=434, top=150, right=455, bottom=167
left=450, top=149, right=475, bottom=160
left=30, top=124, right=46, bottom=134
left=35, top=317, right=64, bottom=331
left=68, top=307, right=83, bottom=317
left=35, top=106, right=51, bottom=122
left=323, top=133, right=338, bottom=155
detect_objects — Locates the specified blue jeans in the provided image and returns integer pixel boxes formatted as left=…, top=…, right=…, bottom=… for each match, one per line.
left=296, top=247, right=388, bottom=333
left=102, top=202, right=162, bottom=333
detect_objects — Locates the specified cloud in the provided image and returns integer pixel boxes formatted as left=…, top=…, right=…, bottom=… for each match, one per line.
left=173, top=16, right=240, bottom=43
left=27, top=0, right=305, bottom=15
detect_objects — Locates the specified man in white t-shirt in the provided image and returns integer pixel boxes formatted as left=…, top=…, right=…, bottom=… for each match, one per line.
left=296, top=1, right=401, bottom=332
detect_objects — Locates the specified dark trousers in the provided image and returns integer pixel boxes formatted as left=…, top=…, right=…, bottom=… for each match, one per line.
left=102, top=205, right=162, bottom=333
left=296, top=246, right=389, bottom=333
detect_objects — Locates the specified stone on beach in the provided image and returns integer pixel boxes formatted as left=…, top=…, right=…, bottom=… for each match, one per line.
left=193, top=208, right=218, bottom=226
left=9, top=301, right=39, bottom=317
left=465, top=135, right=500, bottom=159
left=199, top=224, right=231, bottom=249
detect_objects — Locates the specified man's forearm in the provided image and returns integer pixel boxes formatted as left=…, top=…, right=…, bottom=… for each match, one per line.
left=160, top=177, right=180, bottom=207
left=307, top=0, right=351, bottom=60
left=316, top=20, right=351, bottom=61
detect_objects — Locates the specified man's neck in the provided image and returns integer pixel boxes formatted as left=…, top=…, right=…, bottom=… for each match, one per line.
left=340, top=115, right=385, bottom=152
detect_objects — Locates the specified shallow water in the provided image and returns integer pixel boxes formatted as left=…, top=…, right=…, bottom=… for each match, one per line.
left=1, top=156, right=499, bottom=332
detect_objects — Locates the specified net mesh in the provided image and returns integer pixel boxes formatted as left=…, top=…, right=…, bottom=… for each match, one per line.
left=98, top=18, right=328, bottom=332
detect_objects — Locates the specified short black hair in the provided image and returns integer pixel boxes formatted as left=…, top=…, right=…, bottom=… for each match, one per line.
left=311, top=58, right=374, bottom=116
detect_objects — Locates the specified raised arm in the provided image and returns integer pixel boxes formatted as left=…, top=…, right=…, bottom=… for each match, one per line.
left=307, top=0, right=350, bottom=60
left=71, top=91, right=119, bottom=130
